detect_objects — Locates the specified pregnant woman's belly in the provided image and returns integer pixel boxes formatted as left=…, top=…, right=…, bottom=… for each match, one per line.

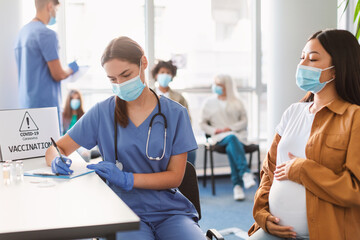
left=269, top=179, right=309, bottom=237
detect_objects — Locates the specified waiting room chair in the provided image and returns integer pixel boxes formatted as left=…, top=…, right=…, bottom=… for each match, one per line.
left=203, top=134, right=261, bottom=195
left=179, top=162, right=224, bottom=240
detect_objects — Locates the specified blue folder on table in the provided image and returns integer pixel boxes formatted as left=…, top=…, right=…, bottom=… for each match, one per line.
left=24, top=167, right=94, bottom=179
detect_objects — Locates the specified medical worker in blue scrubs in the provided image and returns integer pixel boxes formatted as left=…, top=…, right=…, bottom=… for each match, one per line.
left=14, top=0, right=79, bottom=129
left=45, top=36, right=205, bottom=240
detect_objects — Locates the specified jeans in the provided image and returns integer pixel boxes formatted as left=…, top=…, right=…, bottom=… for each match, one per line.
left=217, top=135, right=250, bottom=187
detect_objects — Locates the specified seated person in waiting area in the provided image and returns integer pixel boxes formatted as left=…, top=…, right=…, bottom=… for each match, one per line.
left=45, top=36, right=206, bottom=240
left=248, top=29, right=360, bottom=240
left=62, top=89, right=100, bottom=161
left=200, top=74, right=256, bottom=201
left=62, top=89, right=84, bottom=134
left=151, top=60, right=196, bottom=165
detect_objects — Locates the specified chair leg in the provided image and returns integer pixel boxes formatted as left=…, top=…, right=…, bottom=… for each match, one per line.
left=210, top=150, right=216, bottom=195
left=248, top=153, right=253, bottom=170
left=203, top=147, right=207, bottom=187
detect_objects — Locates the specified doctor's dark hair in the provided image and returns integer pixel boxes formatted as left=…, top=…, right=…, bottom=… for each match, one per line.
left=151, top=60, right=177, bottom=80
left=300, top=29, right=360, bottom=105
left=101, top=36, right=144, bottom=127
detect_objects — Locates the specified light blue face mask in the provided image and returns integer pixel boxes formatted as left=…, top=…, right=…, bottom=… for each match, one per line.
left=296, top=64, right=334, bottom=94
left=157, top=73, right=172, bottom=87
left=111, top=63, right=146, bottom=102
left=48, top=16, right=56, bottom=25
left=212, top=84, right=223, bottom=95
left=70, top=99, right=81, bottom=110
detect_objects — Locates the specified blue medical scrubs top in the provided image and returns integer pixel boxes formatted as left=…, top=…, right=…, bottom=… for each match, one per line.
left=14, top=21, right=61, bottom=110
left=68, top=96, right=199, bottom=222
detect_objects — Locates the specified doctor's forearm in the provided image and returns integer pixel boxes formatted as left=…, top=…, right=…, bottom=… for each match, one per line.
left=47, top=59, right=73, bottom=82
left=45, top=146, right=60, bottom=166
left=52, top=68, right=72, bottom=82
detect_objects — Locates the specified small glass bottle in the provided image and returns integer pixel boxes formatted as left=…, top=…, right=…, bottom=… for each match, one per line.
left=15, top=161, right=24, bottom=182
left=3, top=163, right=11, bottom=185
left=5, top=160, right=15, bottom=183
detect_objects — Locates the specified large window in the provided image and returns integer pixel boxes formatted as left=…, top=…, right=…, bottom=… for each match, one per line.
left=62, top=0, right=146, bottom=109
left=60, top=0, right=264, bottom=142
left=153, top=0, right=261, bottom=142
left=154, top=0, right=252, bottom=88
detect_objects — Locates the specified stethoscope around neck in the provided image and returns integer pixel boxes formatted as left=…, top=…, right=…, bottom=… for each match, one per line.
left=114, top=88, right=167, bottom=161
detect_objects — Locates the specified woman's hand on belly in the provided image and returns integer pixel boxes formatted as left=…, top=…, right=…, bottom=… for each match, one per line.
left=274, top=152, right=296, bottom=181
left=266, top=215, right=297, bottom=238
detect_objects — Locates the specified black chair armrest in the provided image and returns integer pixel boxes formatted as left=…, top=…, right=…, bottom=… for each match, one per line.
left=206, top=229, right=224, bottom=240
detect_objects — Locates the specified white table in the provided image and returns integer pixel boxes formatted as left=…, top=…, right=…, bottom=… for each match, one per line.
left=0, top=153, right=140, bottom=240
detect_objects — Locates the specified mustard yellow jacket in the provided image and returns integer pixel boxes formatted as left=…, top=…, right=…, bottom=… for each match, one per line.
left=249, top=98, right=360, bottom=240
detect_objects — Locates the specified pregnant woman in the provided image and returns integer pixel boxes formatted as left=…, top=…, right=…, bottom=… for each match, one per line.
left=248, top=29, right=360, bottom=240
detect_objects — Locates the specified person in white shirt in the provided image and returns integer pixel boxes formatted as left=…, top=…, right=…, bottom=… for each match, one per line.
left=200, top=74, right=256, bottom=200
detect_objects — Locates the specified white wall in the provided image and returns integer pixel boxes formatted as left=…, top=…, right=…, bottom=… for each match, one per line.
left=0, top=0, right=22, bottom=109
left=264, top=0, right=337, bottom=144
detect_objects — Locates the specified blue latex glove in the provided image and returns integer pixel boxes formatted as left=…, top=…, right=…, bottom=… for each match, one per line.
left=51, top=156, right=73, bottom=175
left=87, top=161, right=134, bottom=191
left=68, top=61, right=79, bottom=74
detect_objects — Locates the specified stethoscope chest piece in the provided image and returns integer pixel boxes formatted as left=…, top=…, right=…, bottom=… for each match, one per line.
left=116, top=161, right=123, bottom=170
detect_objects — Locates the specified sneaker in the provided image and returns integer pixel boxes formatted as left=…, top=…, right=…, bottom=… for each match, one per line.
left=233, top=185, right=245, bottom=201
left=243, top=172, right=256, bottom=189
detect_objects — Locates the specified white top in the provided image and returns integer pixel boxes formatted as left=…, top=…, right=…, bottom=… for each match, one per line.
left=155, top=87, right=170, bottom=98
left=200, top=96, right=247, bottom=143
left=269, top=102, right=314, bottom=237
left=0, top=153, right=139, bottom=240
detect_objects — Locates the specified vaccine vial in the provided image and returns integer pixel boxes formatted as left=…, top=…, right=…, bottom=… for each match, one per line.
left=3, top=163, right=11, bottom=185
left=5, top=160, right=15, bottom=183
left=15, top=161, right=24, bottom=182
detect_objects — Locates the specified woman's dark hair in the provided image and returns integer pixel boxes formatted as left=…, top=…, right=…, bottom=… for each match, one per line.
left=151, top=60, right=177, bottom=80
left=300, top=29, right=360, bottom=105
left=62, top=89, right=84, bottom=120
left=101, top=36, right=144, bottom=128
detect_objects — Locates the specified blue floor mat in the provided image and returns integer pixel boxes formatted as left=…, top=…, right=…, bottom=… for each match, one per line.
left=198, top=177, right=258, bottom=240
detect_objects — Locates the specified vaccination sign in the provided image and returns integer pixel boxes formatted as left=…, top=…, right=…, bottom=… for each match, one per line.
left=0, top=107, right=60, bottom=161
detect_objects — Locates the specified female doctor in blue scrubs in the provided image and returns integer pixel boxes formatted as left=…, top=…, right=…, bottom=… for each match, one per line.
left=45, top=36, right=205, bottom=240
